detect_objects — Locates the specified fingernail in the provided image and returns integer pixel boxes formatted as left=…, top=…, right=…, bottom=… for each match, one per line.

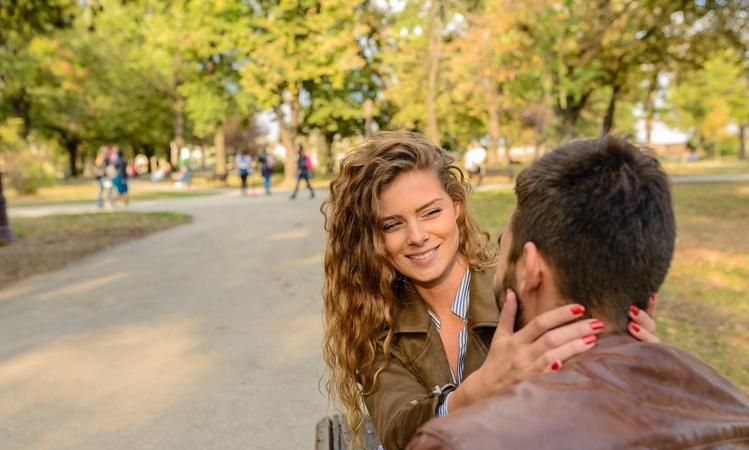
left=570, top=305, right=585, bottom=315
left=590, top=320, right=605, bottom=331
left=630, top=305, right=640, bottom=316
left=583, top=334, right=597, bottom=345
left=631, top=323, right=641, bottom=333
left=550, top=360, right=561, bottom=371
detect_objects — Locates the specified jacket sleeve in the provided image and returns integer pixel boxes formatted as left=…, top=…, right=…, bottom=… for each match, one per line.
left=363, top=350, right=442, bottom=450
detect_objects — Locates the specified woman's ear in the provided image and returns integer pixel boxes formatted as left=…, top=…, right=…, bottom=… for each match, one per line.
left=453, top=198, right=463, bottom=220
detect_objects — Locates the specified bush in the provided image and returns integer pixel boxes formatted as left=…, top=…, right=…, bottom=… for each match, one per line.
left=0, top=120, right=60, bottom=195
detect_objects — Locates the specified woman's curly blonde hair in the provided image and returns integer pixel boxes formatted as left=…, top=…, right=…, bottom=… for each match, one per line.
left=321, top=131, right=495, bottom=446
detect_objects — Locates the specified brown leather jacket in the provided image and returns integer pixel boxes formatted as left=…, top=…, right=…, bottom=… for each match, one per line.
left=363, top=268, right=499, bottom=450
left=408, top=335, right=749, bottom=450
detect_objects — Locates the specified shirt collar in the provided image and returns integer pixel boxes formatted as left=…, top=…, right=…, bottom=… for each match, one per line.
left=394, top=266, right=499, bottom=334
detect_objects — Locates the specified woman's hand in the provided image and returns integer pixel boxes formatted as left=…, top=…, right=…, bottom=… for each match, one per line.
left=628, top=294, right=659, bottom=343
left=449, top=290, right=602, bottom=411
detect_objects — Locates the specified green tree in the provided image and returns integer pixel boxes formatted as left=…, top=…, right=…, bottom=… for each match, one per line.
left=517, top=0, right=721, bottom=139
left=300, top=2, right=391, bottom=173
left=0, top=0, right=78, bottom=136
left=237, top=0, right=362, bottom=183
left=667, top=50, right=749, bottom=157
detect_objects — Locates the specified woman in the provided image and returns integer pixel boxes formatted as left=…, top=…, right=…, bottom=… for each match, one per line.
left=321, top=131, right=656, bottom=450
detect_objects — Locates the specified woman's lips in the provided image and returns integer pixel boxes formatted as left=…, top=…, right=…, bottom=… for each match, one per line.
left=406, top=245, right=440, bottom=266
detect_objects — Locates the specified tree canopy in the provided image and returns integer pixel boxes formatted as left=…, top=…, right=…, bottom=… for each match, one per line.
left=1, top=0, right=747, bottom=182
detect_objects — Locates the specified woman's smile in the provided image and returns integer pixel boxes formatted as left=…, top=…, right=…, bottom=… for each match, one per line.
left=406, top=244, right=440, bottom=264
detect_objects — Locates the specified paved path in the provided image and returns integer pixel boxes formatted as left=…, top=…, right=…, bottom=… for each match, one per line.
left=1, top=190, right=331, bottom=450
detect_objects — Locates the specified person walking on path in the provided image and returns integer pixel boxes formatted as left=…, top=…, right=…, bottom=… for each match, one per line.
left=258, top=149, right=274, bottom=195
left=235, top=150, right=253, bottom=196
left=290, top=144, right=314, bottom=199
left=111, top=149, right=129, bottom=207
left=93, top=147, right=108, bottom=208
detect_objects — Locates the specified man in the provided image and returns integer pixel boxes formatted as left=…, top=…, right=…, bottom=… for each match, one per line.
left=235, top=150, right=253, bottom=196
left=290, top=144, right=315, bottom=199
left=464, top=142, right=486, bottom=186
left=408, top=136, right=749, bottom=449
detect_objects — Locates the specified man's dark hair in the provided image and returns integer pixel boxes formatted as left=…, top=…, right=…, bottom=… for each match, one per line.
left=508, top=135, right=675, bottom=330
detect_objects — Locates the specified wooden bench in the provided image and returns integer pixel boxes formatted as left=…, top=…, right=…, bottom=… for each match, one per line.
left=211, top=172, right=228, bottom=184
left=315, top=414, right=382, bottom=450
left=466, top=165, right=514, bottom=186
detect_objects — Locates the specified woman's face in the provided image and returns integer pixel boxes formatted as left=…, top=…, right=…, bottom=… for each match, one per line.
left=378, top=169, right=462, bottom=288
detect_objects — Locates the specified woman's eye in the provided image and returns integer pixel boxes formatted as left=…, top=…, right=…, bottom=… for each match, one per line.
left=382, top=222, right=399, bottom=232
left=425, top=208, right=442, bottom=217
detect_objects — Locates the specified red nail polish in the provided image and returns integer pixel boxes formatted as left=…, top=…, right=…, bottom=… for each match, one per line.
left=583, top=335, right=597, bottom=345
left=631, top=323, right=641, bottom=332
left=550, top=360, right=561, bottom=371
left=630, top=305, right=640, bottom=316
left=570, top=305, right=585, bottom=315
left=590, top=320, right=605, bottom=331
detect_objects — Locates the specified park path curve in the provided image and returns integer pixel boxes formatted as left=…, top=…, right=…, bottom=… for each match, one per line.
left=1, top=190, right=332, bottom=450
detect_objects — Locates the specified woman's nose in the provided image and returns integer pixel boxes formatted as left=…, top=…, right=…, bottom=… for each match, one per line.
left=406, top=222, right=428, bottom=246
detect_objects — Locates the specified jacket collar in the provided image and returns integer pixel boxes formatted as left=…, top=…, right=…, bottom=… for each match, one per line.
left=393, top=266, right=499, bottom=334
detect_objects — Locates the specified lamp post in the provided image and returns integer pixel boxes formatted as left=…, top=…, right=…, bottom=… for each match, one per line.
left=0, top=171, right=18, bottom=244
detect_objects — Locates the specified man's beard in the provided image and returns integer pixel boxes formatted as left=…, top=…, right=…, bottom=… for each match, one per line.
left=501, top=262, right=525, bottom=332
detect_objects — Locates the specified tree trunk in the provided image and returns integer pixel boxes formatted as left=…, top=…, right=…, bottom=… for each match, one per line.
left=425, top=0, right=442, bottom=145
left=644, top=72, right=658, bottom=144
left=324, top=131, right=335, bottom=176
left=602, top=84, right=620, bottom=135
left=172, top=56, right=184, bottom=167
left=65, top=137, right=80, bottom=177
left=144, top=144, right=155, bottom=173
left=0, top=172, right=18, bottom=243
left=274, top=104, right=297, bottom=185
left=484, top=83, right=501, bottom=166
left=363, top=99, right=375, bottom=137
left=10, top=89, right=31, bottom=138
left=739, top=124, right=746, bottom=160
left=214, top=124, right=226, bottom=178
left=558, top=95, right=590, bottom=139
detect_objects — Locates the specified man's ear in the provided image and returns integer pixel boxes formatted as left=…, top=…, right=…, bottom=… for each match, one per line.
left=519, top=241, right=543, bottom=297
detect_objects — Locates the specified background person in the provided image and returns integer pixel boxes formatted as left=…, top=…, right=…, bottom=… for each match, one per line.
left=290, top=144, right=314, bottom=199
left=258, top=148, right=274, bottom=195
left=235, top=150, right=253, bottom=196
left=111, top=149, right=129, bottom=207
left=463, top=142, right=486, bottom=186
left=93, top=147, right=108, bottom=208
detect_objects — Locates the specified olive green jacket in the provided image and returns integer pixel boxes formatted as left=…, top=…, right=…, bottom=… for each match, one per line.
left=363, top=268, right=500, bottom=450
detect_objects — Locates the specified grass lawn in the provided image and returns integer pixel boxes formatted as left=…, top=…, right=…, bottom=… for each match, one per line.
left=6, top=180, right=220, bottom=207
left=470, top=181, right=749, bottom=395
left=659, top=157, right=749, bottom=177
left=0, top=211, right=191, bottom=287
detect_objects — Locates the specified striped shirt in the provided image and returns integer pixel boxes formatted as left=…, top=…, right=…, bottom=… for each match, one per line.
left=429, top=269, right=471, bottom=416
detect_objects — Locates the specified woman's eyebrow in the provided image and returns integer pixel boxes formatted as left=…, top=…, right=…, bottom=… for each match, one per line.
left=380, top=198, right=443, bottom=222
left=415, top=198, right=443, bottom=213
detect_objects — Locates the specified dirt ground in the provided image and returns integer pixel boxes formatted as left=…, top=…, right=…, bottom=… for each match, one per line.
left=0, top=212, right=191, bottom=287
